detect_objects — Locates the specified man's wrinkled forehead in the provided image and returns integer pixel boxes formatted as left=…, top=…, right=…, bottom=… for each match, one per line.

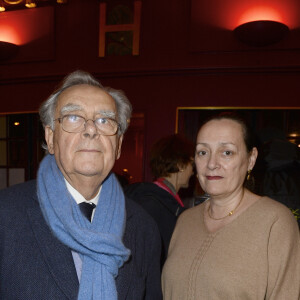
left=56, top=84, right=117, bottom=116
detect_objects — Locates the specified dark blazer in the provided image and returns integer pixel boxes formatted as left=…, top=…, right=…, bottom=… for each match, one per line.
left=0, top=180, right=162, bottom=300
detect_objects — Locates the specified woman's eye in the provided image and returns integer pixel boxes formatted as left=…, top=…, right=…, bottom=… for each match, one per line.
left=197, top=150, right=207, bottom=156
left=223, top=150, right=233, bottom=156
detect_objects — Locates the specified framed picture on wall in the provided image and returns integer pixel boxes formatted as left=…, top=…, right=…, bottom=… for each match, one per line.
left=176, top=106, right=300, bottom=147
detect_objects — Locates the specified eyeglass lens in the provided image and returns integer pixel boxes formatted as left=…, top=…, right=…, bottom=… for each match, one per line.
left=61, top=115, right=118, bottom=135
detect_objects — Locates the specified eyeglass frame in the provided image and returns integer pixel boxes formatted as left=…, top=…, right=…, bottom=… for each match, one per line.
left=53, top=114, right=120, bottom=136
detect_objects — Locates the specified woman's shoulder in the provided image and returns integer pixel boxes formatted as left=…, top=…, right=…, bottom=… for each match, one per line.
left=258, top=196, right=294, bottom=214
left=251, top=196, right=298, bottom=230
left=176, top=202, right=206, bottom=223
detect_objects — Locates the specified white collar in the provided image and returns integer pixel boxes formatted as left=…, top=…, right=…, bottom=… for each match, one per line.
left=64, top=179, right=101, bottom=206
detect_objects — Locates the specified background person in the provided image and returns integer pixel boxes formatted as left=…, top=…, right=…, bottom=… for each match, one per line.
left=125, top=134, right=194, bottom=267
left=0, top=70, right=162, bottom=300
left=162, top=112, right=299, bottom=300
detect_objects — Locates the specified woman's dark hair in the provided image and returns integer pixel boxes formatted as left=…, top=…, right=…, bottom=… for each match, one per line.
left=201, top=112, right=256, bottom=153
left=150, top=134, right=194, bottom=178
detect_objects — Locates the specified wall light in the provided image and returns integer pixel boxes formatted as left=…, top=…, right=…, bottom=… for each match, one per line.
left=234, top=20, right=289, bottom=47
left=0, top=41, right=19, bottom=60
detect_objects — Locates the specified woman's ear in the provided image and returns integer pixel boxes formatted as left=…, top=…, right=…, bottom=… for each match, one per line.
left=248, top=147, right=258, bottom=170
left=177, top=163, right=185, bottom=172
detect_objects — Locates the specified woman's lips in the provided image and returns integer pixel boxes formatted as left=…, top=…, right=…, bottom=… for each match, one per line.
left=206, top=176, right=223, bottom=180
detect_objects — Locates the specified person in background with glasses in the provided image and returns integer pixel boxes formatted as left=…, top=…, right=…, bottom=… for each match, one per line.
left=0, top=70, right=162, bottom=300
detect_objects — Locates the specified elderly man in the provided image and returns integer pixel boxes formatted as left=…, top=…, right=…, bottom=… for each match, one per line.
left=0, top=71, right=162, bottom=300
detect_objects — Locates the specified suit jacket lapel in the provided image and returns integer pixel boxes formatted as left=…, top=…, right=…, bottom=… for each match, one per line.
left=27, top=205, right=79, bottom=300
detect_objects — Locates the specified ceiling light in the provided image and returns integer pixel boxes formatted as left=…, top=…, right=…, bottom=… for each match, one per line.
left=25, top=0, right=36, bottom=8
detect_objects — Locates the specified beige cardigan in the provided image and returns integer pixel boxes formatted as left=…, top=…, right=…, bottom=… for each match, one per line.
left=162, top=197, right=300, bottom=300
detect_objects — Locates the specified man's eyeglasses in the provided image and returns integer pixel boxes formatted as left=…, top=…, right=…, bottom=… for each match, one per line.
left=54, top=114, right=120, bottom=136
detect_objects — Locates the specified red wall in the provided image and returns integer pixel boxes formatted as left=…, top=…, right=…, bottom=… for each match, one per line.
left=1, top=0, right=300, bottom=180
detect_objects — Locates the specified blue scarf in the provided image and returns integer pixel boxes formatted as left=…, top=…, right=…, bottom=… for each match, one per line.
left=37, top=154, right=130, bottom=300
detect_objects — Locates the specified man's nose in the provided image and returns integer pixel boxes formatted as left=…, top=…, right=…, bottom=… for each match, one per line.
left=82, top=119, right=98, bottom=138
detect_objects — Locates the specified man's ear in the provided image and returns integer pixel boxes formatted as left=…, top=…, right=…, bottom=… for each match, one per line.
left=116, top=134, right=124, bottom=160
left=45, top=126, right=55, bottom=154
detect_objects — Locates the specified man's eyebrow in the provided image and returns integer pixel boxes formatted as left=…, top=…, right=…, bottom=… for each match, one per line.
left=59, top=105, right=116, bottom=119
left=97, top=110, right=116, bottom=118
left=60, top=103, right=82, bottom=114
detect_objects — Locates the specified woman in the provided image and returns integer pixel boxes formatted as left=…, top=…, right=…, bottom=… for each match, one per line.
left=125, top=134, right=194, bottom=266
left=162, top=113, right=300, bottom=299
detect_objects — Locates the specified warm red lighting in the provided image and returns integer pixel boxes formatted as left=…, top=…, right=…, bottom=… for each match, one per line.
left=191, top=0, right=300, bottom=31
left=0, top=7, right=53, bottom=46
left=14, top=122, right=20, bottom=126
left=0, top=24, right=21, bottom=45
left=230, top=2, right=300, bottom=30
left=238, top=7, right=283, bottom=25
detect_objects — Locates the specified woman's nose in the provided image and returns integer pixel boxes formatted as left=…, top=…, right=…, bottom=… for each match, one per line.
left=207, top=153, right=219, bottom=170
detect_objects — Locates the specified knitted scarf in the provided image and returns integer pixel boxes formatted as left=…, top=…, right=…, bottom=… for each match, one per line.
left=37, top=154, right=130, bottom=300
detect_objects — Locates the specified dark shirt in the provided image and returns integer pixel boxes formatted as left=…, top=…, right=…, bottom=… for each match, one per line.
left=125, top=181, right=185, bottom=267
